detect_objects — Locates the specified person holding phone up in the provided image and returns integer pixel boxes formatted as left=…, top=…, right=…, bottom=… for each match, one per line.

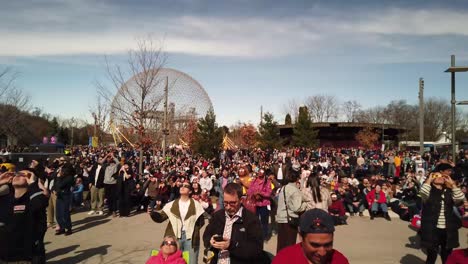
left=202, top=183, right=268, bottom=264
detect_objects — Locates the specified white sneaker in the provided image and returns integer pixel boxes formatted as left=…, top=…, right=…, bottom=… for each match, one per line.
left=87, top=210, right=95, bottom=215
left=97, top=211, right=104, bottom=215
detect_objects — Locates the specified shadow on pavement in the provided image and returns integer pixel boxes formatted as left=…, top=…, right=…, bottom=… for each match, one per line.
left=400, top=254, right=425, bottom=264
left=72, top=215, right=109, bottom=226
left=46, top=245, right=80, bottom=260
left=72, top=219, right=111, bottom=233
left=47, top=244, right=111, bottom=264
left=405, top=234, right=421, bottom=249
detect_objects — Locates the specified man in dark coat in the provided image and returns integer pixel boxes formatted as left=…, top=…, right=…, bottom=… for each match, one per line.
left=419, top=163, right=465, bottom=264
left=203, top=183, right=268, bottom=264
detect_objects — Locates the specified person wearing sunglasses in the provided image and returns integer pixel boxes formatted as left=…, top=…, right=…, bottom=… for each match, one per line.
left=0, top=170, right=49, bottom=264
left=146, top=235, right=186, bottom=264
left=150, top=181, right=205, bottom=264
left=420, top=163, right=465, bottom=264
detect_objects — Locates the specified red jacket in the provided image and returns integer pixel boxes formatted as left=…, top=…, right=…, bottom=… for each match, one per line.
left=145, top=250, right=186, bottom=264
left=273, top=243, right=349, bottom=264
left=328, top=200, right=346, bottom=216
left=366, top=189, right=386, bottom=207
left=446, top=248, right=468, bottom=264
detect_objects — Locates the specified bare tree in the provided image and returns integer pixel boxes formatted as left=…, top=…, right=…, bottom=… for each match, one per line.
left=341, top=100, right=361, bottom=122
left=306, top=94, right=339, bottom=122
left=97, top=37, right=167, bottom=174
left=0, top=67, right=17, bottom=100
left=355, top=106, right=386, bottom=124
left=281, top=98, right=301, bottom=123
left=90, top=93, right=110, bottom=146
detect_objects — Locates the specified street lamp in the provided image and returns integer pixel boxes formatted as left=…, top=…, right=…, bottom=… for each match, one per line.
left=444, top=55, right=468, bottom=162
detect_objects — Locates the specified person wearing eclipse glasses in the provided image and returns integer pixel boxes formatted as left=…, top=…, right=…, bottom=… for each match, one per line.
left=0, top=170, right=49, bottom=264
left=419, top=163, right=465, bottom=264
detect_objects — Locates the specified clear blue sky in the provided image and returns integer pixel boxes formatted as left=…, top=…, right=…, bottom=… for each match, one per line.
left=1, top=0, right=468, bottom=126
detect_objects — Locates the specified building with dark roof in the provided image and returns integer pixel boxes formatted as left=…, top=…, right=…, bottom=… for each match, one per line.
left=279, top=122, right=405, bottom=148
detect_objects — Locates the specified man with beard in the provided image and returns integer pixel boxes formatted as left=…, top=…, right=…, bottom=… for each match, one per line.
left=0, top=170, right=48, bottom=263
left=273, top=209, right=349, bottom=264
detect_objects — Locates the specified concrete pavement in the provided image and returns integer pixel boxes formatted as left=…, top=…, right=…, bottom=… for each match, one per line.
left=44, top=210, right=468, bottom=264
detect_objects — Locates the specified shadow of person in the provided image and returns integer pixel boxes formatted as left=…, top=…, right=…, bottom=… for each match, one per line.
left=400, top=254, right=425, bottom=264
left=46, top=245, right=80, bottom=260
left=405, top=234, right=421, bottom=249
left=72, top=215, right=109, bottom=226
left=47, top=245, right=111, bottom=264
left=72, top=219, right=111, bottom=233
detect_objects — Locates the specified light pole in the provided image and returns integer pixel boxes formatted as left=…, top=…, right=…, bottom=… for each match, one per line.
left=444, top=55, right=468, bottom=162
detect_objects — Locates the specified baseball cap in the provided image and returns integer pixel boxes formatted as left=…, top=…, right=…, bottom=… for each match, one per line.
left=299, top=209, right=335, bottom=234
left=435, top=163, right=453, bottom=172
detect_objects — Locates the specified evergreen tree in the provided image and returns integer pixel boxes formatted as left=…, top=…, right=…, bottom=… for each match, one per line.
left=285, top=113, right=292, bottom=125
left=258, top=112, right=281, bottom=149
left=292, top=106, right=318, bottom=147
left=192, top=109, right=223, bottom=159
left=49, top=117, right=60, bottom=136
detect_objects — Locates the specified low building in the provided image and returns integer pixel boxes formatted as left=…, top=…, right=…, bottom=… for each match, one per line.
left=279, top=122, right=405, bottom=148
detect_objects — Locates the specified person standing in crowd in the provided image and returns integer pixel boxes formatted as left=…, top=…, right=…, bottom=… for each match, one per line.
left=276, top=170, right=307, bottom=253
left=117, top=163, right=135, bottom=217
left=88, top=157, right=106, bottom=216
left=302, top=174, right=331, bottom=212
left=199, top=170, right=213, bottom=194
left=54, top=158, right=75, bottom=235
left=420, top=163, right=465, bottom=264
left=0, top=170, right=49, bottom=264
left=273, top=209, right=349, bottom=264
left=150, top=181, right=205, bottom=264
left=203, top=182, right=267, bottom=264
left=215, top=168, right=234, bottom=209
left=247, top=168, right=273, bottom=241
left=104, top=153, right=120, bottom=217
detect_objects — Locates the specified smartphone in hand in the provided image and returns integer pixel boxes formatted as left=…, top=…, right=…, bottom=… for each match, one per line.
left=213, top=235, right=224, bottom=242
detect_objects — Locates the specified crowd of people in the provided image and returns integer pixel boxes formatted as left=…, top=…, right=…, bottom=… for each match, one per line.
left=0, top=144, right=467, bottom=263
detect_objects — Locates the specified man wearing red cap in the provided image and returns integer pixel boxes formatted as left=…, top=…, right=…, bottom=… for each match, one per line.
left=273, top=208, right=349, bottom=264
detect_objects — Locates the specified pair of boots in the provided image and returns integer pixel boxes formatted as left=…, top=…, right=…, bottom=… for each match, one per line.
left=370, top=211, right=392, bottom=221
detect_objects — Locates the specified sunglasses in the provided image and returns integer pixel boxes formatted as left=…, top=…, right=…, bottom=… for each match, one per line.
left=16, top=172, right=32, bottom=178
left=181, top=184, right=191, bottom=188
left=162, top=240, right=177, bottom=247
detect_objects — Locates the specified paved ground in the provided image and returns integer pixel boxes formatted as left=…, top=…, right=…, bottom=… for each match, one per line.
left=45, top=210, right=468, bottom=264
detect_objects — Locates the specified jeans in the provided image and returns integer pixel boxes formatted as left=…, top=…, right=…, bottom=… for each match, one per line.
left=371, top=202, right=388, bottom=213
left=105, top=184, right=118, bottom=213
left=179, top=231, right=198, bottom=264
left=256, top=206, right=270, bottom=239
left=347, top=204, right=365, bottom=213
left=56, top=194, right=72, bottom=230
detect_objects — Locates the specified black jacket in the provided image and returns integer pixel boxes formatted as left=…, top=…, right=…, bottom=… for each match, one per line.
left=202, top=207, right=268, bottom=264
left=420, top=186, right=462, bottom=250
left=0, top=182, right=48, bottom=261
left=89, top=164, right=106, bottom=189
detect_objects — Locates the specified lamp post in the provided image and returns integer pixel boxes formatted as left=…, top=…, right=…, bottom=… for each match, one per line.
left=444, top=55, right=468, bottom=162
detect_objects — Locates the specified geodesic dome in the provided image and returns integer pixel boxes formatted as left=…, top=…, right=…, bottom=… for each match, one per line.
left=109, top=68, right=213, bottom=145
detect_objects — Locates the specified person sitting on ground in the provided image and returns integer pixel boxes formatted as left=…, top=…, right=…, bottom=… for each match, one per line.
left=344, top=186, right=365, bottom=216
left=146, top=235, right=187, bottom=264
left=366, top=184, right=391, bottom=221
left=273, top=208, right=349, bottom=264
left=72, top=177, right=84, bottom=208
left=328, top=193, right=347, bottom=225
